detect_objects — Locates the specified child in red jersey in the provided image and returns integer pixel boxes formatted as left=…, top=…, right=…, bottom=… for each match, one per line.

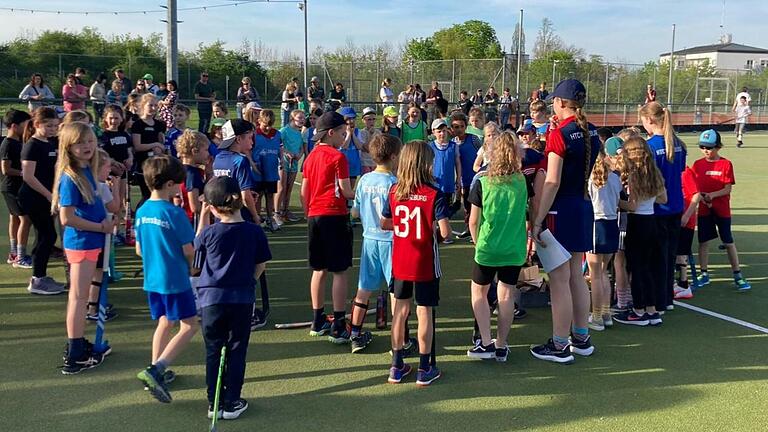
left=693, top=130, right=750, bottom=291
left=381, top=140, right=451, bottom=386
left=673, top=165, right=700, bottom=300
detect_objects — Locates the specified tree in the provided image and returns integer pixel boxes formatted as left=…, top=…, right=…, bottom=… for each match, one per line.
left=403, top=37, right=442, bottom=62
left=511, top=21, right=526, bottom=55
left=533, top=18, right=563, bottom=59
left=432, top=20, right=503, bottom=59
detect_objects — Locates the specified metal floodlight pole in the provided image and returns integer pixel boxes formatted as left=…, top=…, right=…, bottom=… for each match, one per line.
left=667, top=24, right=676, bottom=107
left=552, top=60, right=559, bottom=85
left=515, top=9, right=523, bottom=101
left=300, top=0, right=309, bottom=90
left=164, top=0, right=178, bottom=81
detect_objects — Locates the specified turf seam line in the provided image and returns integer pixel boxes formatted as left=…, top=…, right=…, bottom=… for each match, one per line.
left=673, top=300, right=768, bottom=334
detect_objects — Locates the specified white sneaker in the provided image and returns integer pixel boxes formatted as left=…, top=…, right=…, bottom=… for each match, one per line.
left=673, top=283, right=684, bottom=295
left=588, top=314, right=605, bottom=331
left=674, top=287, right=693, bottom=300
left=602, top=314, right=614, bottom=328
left=272, top=214, right=284, bottom=227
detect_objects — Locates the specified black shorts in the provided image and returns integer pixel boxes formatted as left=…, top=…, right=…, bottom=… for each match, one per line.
left=677, top=227, right=695, bottom=256
left=472, top=262, right=522, bottom=286
left=591, top=219, right=619, bottom=254
left=392, top=278, right=440, bottom=307
left=698, top=214, right=734, bottom=244
left=308, top=215, right=353, bottom=272
left=256, top=181, right=278, bottom=194
left=2, top=191, right=24, bottom=216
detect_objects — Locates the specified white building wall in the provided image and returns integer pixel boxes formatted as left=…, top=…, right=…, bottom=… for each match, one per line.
left=715, top=52, right=768, bottom=70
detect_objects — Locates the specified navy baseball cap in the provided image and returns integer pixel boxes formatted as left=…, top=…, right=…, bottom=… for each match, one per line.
left=516, top=123, right=536, bottom=135
left=204, top=175, right=242, bottom=208
left=545, top=79, right=587, bottom=103
left=699, top=129, right=721, bottom=148
left=315, top=112, right=346, bottom=132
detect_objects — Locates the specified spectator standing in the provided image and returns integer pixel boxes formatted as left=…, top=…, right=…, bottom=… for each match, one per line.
left=280, top=82, right=298, bottom=127
left=158, top=80, right=179, bottom=129
left=114, top=69, right=132, bottom=94
left=426, top=82, right=445, bottom=126
left=498, top=88, right=515, bottom=128
left=195, top=72, right=216, bottom=133
left=397, top=85, right=415, bottom=122
left=307, top=76, right=325, bottom=102
left=380, top=78, right=395, bottom=107
left=19, top=73, right=55, bottom=112
left=62, top=74, right=88, bottom=113
left=236, top=77, right=260, bottom=119
left=106, top=80, right=127, bottom=106
left=645, top=84, right=657, bottom=104
left=143, top=74, right=159, bottom=95
left=89, top=73, right=108, bottom=123
left=483, top=87, right=500, bottom=123
left=73, top=68, right=87, bottom=86
left=535, top=82, right=549, bottom=101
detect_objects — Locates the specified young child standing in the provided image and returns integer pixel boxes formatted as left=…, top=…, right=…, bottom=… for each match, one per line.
left=382, top=140, right=451, bottom=386
left=164, top=104, right=191, bottom=158
left=135, top=155, right=199, bottom=403
left=196, top=176, right=271, bottom=420
left=466, top=108, right=485, bottom=143
left=1, top=109, right=32, bottom=268
left=130, top=94, right=166, bottom=208
left=176, top=130, right=210, bottom=226
left=674, top=164, right=700, bottom=300
left=358, top=107, right=378, bottom=175
left=276, top=109, right=305, bottom=223
left=253, top=110, right=282, bottom=230
left=300, top=112, right=355, bottom=343
left=55, top=123, right=114, bottom=374
left=401, top=103, right=428, bottom=144
left=734, top=96, right=751, bottom=148
left=428, top=119, right=460, bottom=244
left=693, top=129, right=750, bottom=291
left=100, top=105, right=133, bottom=237
left=381, top=106, right=402, bottom=139
left=451, top=112, right=481, bottom=238
left=586, top=138, right=622, bottom=331
left=20, top=107, right=66, bottom=294
left=349, top=134, right=402, bottom=353
left=613, top=137, right=668, bottom=327
left=339, top=107, right=363, bottom=187
left=466, top=132, right=527, bottom=362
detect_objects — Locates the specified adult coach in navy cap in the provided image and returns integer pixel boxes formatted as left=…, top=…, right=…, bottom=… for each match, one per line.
left=530, top=79, right=601, bottom=364
left=301, top=111, right=356, bottom=343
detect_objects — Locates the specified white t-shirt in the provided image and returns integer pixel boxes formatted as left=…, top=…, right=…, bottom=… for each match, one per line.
left=588, top=172, right=622, bottom=220
left=735, top=91, right=751, bottom=103
left=735, top=105, right=752, bottom=124
left=97, top=182, right=113, bottom=206
left=380, top=87, right=394, bottom=103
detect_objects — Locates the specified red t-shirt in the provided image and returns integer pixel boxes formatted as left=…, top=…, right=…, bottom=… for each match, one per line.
left=681, top=166, right=698, bottom=229
left=692, top=157, right=735, bottom=217
left=383, top=183, right=449, bottom=282
left=303, top=144, right=349, bottom=217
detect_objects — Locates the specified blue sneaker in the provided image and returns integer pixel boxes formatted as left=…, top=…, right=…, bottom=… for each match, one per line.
left=328, top=326, right=351, bottom=344
left=387, top=363, right=412, bottom=384
left=735, top=278, right=751, bottom=291
left=137, top=365, right=172, bottom=403
left=416, top=366, right=442, bottom=386
left=108, top=270, right=124, bottom=283
left=309, top=320, right=331, bottom=337
left=697, top=273, right=711, bottom=286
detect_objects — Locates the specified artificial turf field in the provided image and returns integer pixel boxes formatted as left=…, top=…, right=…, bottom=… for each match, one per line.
left=1, top=132, right=767, bottom=432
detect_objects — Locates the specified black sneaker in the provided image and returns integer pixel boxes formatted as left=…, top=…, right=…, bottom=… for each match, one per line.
left=351, top=331, right=373, bottom=353
left=207, top=402, right=223, bottom=420
left=62, top=339, right=111, bottom=362
left=328, top=326, right=351, bottom=344
left=648, top=313, right=663, bottom=326
left=390, top=337, right=419, bottom=357
left=737, top=141, right=743, bottom=148
left=495, top=345, right=510, bottom=362
left=457, top=230, right=471, bottom=239
left=86, top=310, right=118, bottom=322
left=569, top=334, right=595, bottom=356
left=144, top=370, right=176, bottom=391
left=61, top=349, right=104, bottom=375
left=467, top=340, right=496, bottom=359
left=250, top=309, right=269, bottom=331
left=137, top=365, right=172, bottom=403
left=530, top=339, right=575, bottom=364
left=223, top=398, right=248, bottom=420
left=612, top=310, right=650, bottom=326
left=514, top=308, right=528, bottom=319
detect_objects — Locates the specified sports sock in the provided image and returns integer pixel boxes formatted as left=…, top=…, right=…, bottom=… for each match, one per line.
left=552, top=335, right=569, bottom=350
left=18, top=245, right=26, bottom=258
left=392, top=349, right=404, bottom=368
left=733, top=270, right=743, bottom=281
left=67, top=337, right=85, bottom=359
left=10, top=239, right=17, bottom=256
left=154, top=359, right=168, bottom=375
left=333, top=310, right=346, bottom=331
left=312, top=308, right=324, bottom=329
left=350, top=324, right=362, bottom=338
left=571, top=326, right=589, bottom=342
left=419, top=353, right=430, bottom=370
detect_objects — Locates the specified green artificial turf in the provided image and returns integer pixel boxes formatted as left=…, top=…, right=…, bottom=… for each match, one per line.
left=0, top=133, right=767, bottom=431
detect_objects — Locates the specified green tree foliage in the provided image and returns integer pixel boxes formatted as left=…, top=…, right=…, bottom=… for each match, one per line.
left=403, top=37, right=442, bottom=62
left=432, top=20, right=503, bottom=59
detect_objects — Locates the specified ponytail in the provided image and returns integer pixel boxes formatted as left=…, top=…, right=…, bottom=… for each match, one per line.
left=574, top=106, right=591, bottom=195
left=661, top=106, right=676, bottom=163
left=22, top=121, right=35, bottom=143
left=23, top=107, right=57, bottom=142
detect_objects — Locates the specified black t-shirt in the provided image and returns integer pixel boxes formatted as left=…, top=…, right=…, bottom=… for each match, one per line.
left=457, top=99, right=473, bottom=116
left=100, top=130, right=132, bottom=163
left=20, top=137, right=58, bottom=200
left=0, top=137, right=24, bottom=193
left=194, top=81, right=215, bottom=108
left=130, top=118, right=166, bottom=171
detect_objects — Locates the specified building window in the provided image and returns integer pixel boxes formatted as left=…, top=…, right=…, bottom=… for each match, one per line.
left=760, top=59, right=768, bottom=68
left=676, top=59, right=686, bottom=69
left=745, top=59, right=754, bottom=69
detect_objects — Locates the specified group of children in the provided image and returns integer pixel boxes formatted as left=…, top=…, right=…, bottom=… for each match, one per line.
left=0, top=75, right=753, bottom=419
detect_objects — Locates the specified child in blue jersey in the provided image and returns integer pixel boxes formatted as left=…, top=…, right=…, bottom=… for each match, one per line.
left=212, top=119, right=260, bottom=224
left=429, top=118, right=461, bottom=243
left=339, top=107, right=363, bottom=183
left=134, top=155, right=199, bottom=403
left=639, top=101, right=687, bottom=312
left=350, top=134, right=402, bottom=353
left=253, top=110, right=282, bottom=231
left=164, top=104, right=191, bottom=158
left=55, top=123, right=114, bottom=374
left=196, top=176, right=271, bottom=420
left=276, top=109, right=305, bottom=224
left=450, top=112, right=481, bottom=237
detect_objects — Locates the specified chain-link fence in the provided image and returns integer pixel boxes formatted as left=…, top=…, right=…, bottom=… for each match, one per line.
left=2, top=51, right=767, bottom=126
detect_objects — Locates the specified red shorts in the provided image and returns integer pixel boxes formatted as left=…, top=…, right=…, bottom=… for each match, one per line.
left=65, top=249, right=102, bottom=264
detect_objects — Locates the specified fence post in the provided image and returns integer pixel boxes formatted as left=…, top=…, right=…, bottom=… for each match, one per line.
left=225, top=75, right=230, bottom=104
left=451, top=59, right=456, bottom=102
left=585, top=72, right=590, bottom=104
left=187, top=60, right=191, bottom=99
left=58, top=54, right=62, bottom=79
left=622, top=104, right=627, bottom=127
left=501, top=55, right=506, bottom=99
left=349, top=60, right=354, bottom=104
left=376, top=60, right=380, bottom=109
left=603, top=64, right=609, bottom=125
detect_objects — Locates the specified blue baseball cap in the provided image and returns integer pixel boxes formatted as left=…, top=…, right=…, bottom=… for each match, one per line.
left=698, top=129, right=721, bottom=148
left=338, top=106, right=357, bottom=119
left=604, top=136, right=624, bottom=156
left=516, top=123, right=536, bottom=135
left=545, top=79, right=587, bottom=103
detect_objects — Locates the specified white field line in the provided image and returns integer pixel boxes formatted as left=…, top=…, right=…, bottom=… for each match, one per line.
left=673, top=300, right=768, bottom=334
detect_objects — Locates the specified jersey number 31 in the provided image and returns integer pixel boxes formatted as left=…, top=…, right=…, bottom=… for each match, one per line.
left=393, top=205, right=422, bottom=240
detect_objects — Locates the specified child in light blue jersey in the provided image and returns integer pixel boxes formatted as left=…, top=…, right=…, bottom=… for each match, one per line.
left=349, top=134, right=402, bottom=353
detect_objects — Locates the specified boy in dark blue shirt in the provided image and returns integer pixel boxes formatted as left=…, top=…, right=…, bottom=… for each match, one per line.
left=195, top=176, right=271, bottom=420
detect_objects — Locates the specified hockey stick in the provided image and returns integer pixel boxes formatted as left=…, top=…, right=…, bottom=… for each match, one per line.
left=93, top=227, right=112, bottom=355
left=688, top=254, right=700, bottom=292
left=209, top=345, right=226, bottom=432
left=274, top=309, right=375, bottom=329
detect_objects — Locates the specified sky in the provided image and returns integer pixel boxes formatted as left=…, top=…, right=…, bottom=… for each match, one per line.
left=1, top=0, right=767, bottom=64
